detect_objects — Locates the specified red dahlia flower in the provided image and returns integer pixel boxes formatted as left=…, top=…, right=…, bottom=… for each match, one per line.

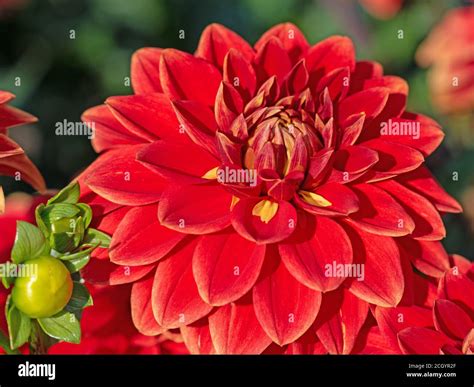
left=79, top=23, right=462, bottom=354
left=0, top=91, right=45, bottom=212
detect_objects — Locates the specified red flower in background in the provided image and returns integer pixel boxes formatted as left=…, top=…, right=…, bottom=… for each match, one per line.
left=79, top=23, right=462, bottom=354
left=358, top=0, right=403, bottom=20
left=416, top=7, right=474, bottom=114
left=0, top=91, right=45, bottom=212
left=369, top=255, right=474, bottom=355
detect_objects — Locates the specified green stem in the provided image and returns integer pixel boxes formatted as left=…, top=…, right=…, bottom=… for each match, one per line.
left=29, top=321, right=53, bottom=355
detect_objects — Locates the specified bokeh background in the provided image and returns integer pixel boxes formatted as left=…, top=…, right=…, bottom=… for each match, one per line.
left=0, top=0, right=472, bottom=258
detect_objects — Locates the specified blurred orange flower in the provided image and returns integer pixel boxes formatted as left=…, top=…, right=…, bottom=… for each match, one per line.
left=416, top=7, right=474, bottom=114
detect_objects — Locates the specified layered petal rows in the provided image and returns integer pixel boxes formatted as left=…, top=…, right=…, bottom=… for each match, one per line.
left=78, top=23, right=466, bottom=354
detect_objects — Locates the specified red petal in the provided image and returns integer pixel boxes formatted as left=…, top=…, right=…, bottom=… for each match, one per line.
left=362, top=139, right=424, bottom=177
left=434, top=299, right=473, bottom=340
left=160, top=48, right=221, bottom=106
left=110, top=204, right=186, bottom=266
left=374, top=306, right=434, bottom=351
left=377, top=180, right=445, bottom=240
left=231, top=197, right=297, bottom=244
left=82, top=105, right=142, bottom=153
left=137, top=140, right=219, bottom=185
left=255, top=23, right=309, bottom=63
left=158, top=184, right=232, bottom=234
left=397, top=166, right=462, bottom=213
left=193, top=231, right=266, bottom=305
left=254, top=37, right=292, bottom=84
left=306, top=36, right=356, bottom=74
left=196, top=23, right=254, bottom=68
left=223, top=49, right=257, bottom=101
left=152, top=239, right=212, bottom=328
left=348, top=183, right=415, bottom=236
left=398, top=327, right=451, bottom=354
left=345, top=224, right=404, bottom=307
left=316, top=67, right=350, bottom=101
left=181, top=319, right=215, bottom=354
left=84, top=146, right=166, bottom=206
left=131, top=273, right=164, bottom=336
left=215, top=81, right=244, bottom=131
left=338, top=87, right=389, bottom=125
left=399, top=238, right=450, bottom=278
left=315, top=289, right=369, bottom=354
left=327, top=145, right=379, bottom=183
left=209, top=299, right=272, bottom=354
left=253, top=247, right=321, bottom=345
left=82, top=258, right=154, bottom=286
left=279, top=216, right=353, bottom=292
left=131, top=47, right=163, bottom=94
left=171, top=99, right=219, bottom=157
left=105, top=94, right=182, bottom=143
left=438, top=270, right=474, bottom=313
left=295, top=183, right=360, bottom=216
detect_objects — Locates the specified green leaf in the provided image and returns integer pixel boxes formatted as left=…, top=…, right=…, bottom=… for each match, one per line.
left=0, top=329, right=20, bottom=354
left=58, top=245, right=96, bottom=261
left=65, top=282, right=93, bottom=313
left=63, top=256, right=90, bottom=273
left=38, top=311, right=81, bottom=344
left=49, top=232, right=76, bottom=253
left=77, top=203, right=92, bottom=229
left=11, top=221, right=48, bottom=264
left=83, top=228, right=111, bottom=248
left=47, top=182, right=80, bottom=205
left=42, top=203, right=80, bottom=225
left=35, top=204, right=49, bottom=237
left=7, top=305, right=31, bottom=350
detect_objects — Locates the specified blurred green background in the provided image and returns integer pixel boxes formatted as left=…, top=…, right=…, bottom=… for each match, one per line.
left=0, top=0, right=472, bottom=258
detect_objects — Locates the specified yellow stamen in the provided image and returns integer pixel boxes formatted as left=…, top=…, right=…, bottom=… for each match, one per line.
left=299, top=190, right=332, bottom=207
left=252, top=199, right=278, bottom=224
left=202, top=167, right=219, bottom=180
left=230, top=196, right=240, bottom=210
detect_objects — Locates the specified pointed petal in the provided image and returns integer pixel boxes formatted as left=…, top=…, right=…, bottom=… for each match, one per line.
left=180, top=319, right=215, bottom=354
left=348, top=183, right=415, bottom=236
left=279, top=215, right=353, bottom=292
left=306, top=36, right=356, bottom=75
left=223, top=49, right=257, bottom=101
left=160, top=48, right=221, bottom=106
left=399, top=238, right=450, bottom=278
left=253, top=247, right=321, bottom=345
left=152, top=239, right=213, bottom=328
left=345, top=224, right=404, bottom=307
left=82, top=105, right=142, bottom=153
left=137, top=140, right=219, bottom=185
left=338, top=87, right=390, bottom=125
left=131, top=273, right=164, bottom=336
left=255, top=23, right=309, bottom=63
left=171, top=99, right=219, bottom=157
left=110, top=204, right=186, bottom=266
left=209, top=298, right=272, bottom=354
left=131, top=47, right=163, bottom=94
left=84, top=146, right=166, bottom=206
left=105, top=94, right=183, bottom=143
left=158, top=184, right=232, bottom=234
left=193, top=231, right=265, bottom=306
left=398, top=327, right=451, bottom=354
left=397, top=166, right=462, bottom=213
left=378, top=180, right=445, bottom=240
left=254, top=37, right=292, bottom=84
left=196, top=23, right=254, bottom=68
left=231, top=197, right=297, bottom=244
left=434, top=299, right=473, bottom=340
